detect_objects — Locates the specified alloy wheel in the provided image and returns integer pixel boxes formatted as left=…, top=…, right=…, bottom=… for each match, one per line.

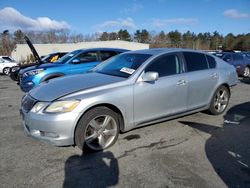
left=3, top=67, right=10, bottom=75
left=213, top=88, right=229, bottom=113
left=84, top=115, right=118, bottom=150
left=243, top=67, right=250, bottom=77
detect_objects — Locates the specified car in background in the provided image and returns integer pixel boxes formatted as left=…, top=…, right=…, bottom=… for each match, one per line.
left=20, top=49, right=237, bottom=152
left=19, top=47, right=128, bottom=92
left=240, top=52, right=250, bottom=60
left=0, top=56, right=18, bottom=75
left=220, top=52, right=250, bottom=77
left=10, top=52, right=67, bottom=82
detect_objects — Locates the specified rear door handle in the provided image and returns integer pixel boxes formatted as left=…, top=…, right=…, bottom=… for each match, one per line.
left=211, top=73, right=218, bottom=78
left=177, top=79, right=186, bottom=85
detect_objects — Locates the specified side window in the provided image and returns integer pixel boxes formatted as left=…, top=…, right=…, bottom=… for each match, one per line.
left=76, top=51, right=98, bottom=63
left=145, top=54, right=181, bottom=77
left=2, top=57, right=13, bottom=61
left=100, top=51, right=117, bottom=61
left=206, top=55, right=216, bottom=69
left=222, top=54, right=232, bottom=62
left=233, top=54, right=243, bottom=61
left=183, top=52, right=208, bottom=72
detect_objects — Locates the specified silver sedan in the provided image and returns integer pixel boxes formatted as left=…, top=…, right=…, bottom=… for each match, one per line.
left=20, top=49, right=238, bottom=151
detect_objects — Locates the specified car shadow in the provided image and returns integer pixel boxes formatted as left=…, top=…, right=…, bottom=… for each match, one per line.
left=180, top=102, right=250, bottom=188
left=63, top=150, right=119, bottom=188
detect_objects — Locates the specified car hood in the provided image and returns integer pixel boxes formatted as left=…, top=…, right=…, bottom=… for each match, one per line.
left=24, top=36, right=42, bottom=63
left=19, top=63, right=63, bottom=74
left=29, top=73, right=126, bottom=101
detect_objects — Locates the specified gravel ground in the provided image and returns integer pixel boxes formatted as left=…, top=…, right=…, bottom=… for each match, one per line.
left=0, top=75, right=250, bottom=188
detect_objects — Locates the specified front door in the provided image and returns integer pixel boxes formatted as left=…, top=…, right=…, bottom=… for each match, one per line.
left=69, top=51, right=100, bottom=74
left=133, top=53, right=188, bottom=125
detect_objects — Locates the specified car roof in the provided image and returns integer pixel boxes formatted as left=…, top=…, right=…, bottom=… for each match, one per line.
left=124, top=48, right=206, bottom=56
left=77, top=47, right=129, bottom=52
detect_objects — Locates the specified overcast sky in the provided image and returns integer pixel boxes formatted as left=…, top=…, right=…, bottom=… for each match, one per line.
left=0, top=0, right=249, bottom=35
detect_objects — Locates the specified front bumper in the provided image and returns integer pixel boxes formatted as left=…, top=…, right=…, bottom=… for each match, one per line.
left=20, top=109, right=79, bottom=146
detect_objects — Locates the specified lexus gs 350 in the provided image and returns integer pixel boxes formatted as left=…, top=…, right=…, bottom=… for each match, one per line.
left=20, top=49, right=238, bottom=152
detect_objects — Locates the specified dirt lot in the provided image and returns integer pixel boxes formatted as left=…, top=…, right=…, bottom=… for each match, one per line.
left=0, top=75, right=250, bottom=188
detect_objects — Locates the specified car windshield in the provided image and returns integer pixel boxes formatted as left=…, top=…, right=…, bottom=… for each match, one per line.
left=54, top=50, right=81, bottom=64
left=93, top=53, right=152, bottom=78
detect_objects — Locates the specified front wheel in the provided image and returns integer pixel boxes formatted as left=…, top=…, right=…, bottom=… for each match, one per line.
left=208, top=86, right=230, bottom=115
left=3, top=67, right=10, bottom=75
left=243, top=66, right=250, bottom=77
left=75, top=107, right=120, bottom=152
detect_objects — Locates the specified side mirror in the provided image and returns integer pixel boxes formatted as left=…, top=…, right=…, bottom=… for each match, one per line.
left=141, top=72, right=159, bottom=82
left=72, top=59, right=80, bottom=64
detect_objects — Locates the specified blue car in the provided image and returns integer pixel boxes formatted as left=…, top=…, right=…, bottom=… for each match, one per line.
left=220, top=52, right=250, bottom=77
left=19, top=46, right=128, bottom=92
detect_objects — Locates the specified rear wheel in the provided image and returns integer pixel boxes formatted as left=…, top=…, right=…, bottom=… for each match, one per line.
left=209, top=86, right=230, bottom=115
left=243, top=66, right=250, bottom=77
left=3, top=67, right=10, bottom=75
left=75, top=107, right=120, bottom=152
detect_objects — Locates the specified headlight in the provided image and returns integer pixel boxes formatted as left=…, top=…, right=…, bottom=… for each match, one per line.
left=44, top=100, right=80, bottom=113
left=23, top=68, right=44, bottom=77
left=31, top=102, right=47, bottom=113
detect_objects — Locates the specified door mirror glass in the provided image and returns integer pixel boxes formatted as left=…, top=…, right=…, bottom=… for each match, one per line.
left=141, top=72, right=159, bottom=82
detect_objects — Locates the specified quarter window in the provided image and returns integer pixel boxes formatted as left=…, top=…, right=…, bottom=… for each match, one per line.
left=206, top=55, right=216, bottom=68
left=183, top=52, right=208, bottom=72
left=145, top=54, right=181, bottom=77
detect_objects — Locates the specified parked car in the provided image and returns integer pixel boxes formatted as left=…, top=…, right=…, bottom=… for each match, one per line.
left=20, top=49, right=237, bottom=152
left=10, top=52, right=67, bottom=82
left=19, top=47, right=128, bottom=92
left=219, top=52, right=250, bottom=77
left=0, top=56, right=18, bottom=75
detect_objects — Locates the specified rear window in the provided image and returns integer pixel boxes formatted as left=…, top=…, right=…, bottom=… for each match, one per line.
left=183, top=52, right=208, bottom=72
left=206, top=55, right=216, bottom=68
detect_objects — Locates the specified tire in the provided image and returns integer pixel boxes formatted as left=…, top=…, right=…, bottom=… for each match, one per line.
left=3, top=67, right=10, bottom=75
left=208, top=86, right=230, bottom=115
left=243, top=66, right=250, bottom=77
left=75, top=107, right=120, bottom=152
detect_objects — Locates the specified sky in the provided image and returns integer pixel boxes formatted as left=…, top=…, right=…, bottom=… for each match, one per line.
left=0, top=0, right=249, bottom=36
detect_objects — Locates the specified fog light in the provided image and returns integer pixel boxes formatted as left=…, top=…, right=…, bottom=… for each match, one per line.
left=40, top=131, right=59, bottom=138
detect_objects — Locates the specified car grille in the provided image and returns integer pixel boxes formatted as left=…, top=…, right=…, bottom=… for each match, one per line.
left=21, top=94, right=37, bottom=112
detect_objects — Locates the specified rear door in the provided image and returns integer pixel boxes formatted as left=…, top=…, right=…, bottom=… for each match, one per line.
left=133, top=53, right=188, bottom=125
left=183, top=52, right=218, bottom=110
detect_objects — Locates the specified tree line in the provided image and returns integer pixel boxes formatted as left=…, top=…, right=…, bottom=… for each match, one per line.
left=0, top=29, right=249, bottom=56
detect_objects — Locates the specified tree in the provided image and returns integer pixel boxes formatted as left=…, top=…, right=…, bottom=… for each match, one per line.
left=182, top=31, right=196, bottom=49
left=0, top=30, right=16, bottom=56
left=150, top=31, right=167, bottom=48
left=99, top=32, right=109, bottom=41
left=109, top=32, right=118, bottom=40
left=118, top=29, right=131, bottom=41
left=14, top=30, right=25, bottom=44
left=168, top=30, right=182, bottom=47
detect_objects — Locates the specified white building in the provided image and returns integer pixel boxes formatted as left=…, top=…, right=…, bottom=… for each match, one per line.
left=11, top=40, right=149, bottom=62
